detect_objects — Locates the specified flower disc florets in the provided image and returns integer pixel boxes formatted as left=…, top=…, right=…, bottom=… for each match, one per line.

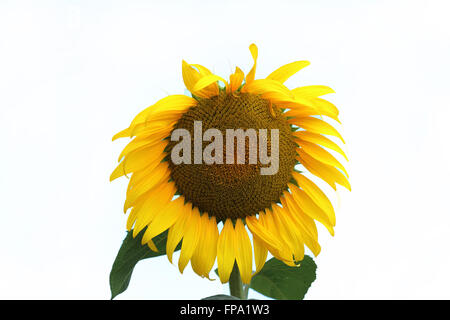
left=166, top=92, right=297, bottom=220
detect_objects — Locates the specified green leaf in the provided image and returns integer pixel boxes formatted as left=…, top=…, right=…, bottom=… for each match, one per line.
left=250, top=255, right=317, bottom=300
left=109, top=229, right=179, bottom=299
left=202, top=294, right=241, bottom=300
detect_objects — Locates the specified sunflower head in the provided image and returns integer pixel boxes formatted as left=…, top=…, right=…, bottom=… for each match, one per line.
left=111, top=44, right=350, bottom=285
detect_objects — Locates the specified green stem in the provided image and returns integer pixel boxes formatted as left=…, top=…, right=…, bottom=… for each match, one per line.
left=229, top=263, right=246, bottom=299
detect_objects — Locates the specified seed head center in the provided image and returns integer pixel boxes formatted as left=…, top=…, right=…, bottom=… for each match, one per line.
left=166, top=92, right=297, bottom=220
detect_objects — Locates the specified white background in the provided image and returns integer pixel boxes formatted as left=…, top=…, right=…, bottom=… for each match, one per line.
left=1, top=0, right=449, bottom=299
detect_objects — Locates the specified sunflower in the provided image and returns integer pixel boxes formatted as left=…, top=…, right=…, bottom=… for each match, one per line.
left=111, top=44, right=350, bottom=285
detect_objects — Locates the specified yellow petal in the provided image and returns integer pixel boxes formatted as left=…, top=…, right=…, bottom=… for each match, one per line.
left=267, top=60, right=310, bottom=84
left=190, top=63, right=222, bottom=97
left=117, top=131, right=167, bottom=162
left=141, top=196, right=186, bottom=244
left=285, top=98, right=340, bottom=123
left=147, top=239, right=157, bottom=252
left=110, top=142, right=167, bottom=181
left=297, top=149, right=351, bottom=191
left=260, top=92, right=299, bottom=107
left=166, top=202, right=192, bottom=263
left=284, top=100, right=316, bottom=112
left=289, top=183, right=334, bottom=235
left=310, top=98, right=339, bottom=120
left=271, top=205, right=304, bottom=262
left=178, top=207, right=201, bottom=273
left=289, top=116, right=345, bottom=143
left=259, top=209, right=296, bottom=267
left=234, top=219, right=253, bottom=285
left=245, top=43, right=258, bottom=84
left=112, top=95, right=196, bottom=141
left=217, top=219, right=237, bottom=283
left=133, top=181, right=177, bottom=238
left=190, top=215, right=207, bottom=277
left=124, top=161, right=170, bottom=211
left=192, top=74, right=227, bottom=93
left=112, top=119, right=174, bottom=141
left=243, top=78, right=294, bottom=99
left=190, top=63, right=213, bottom=76
left=124, top=175, right=170, bottom=215
left=228, top=66, right=245, bottom=93
left=182, top=60, right=201, bottom=93
left=246, top=214, right=289, bottom=263
left=280, top=195, right=321, bottom=256
left=296, top=140, right=348, bottom=177
left=191, top=214, right=218, bottom=278
left=126, top=208, right=138, bottom=231
left=182, top=61, right=219, bottom=98
left=292, top=172, right=336, bottom=225
left=281, top=192, right=318, bottom=240
left=293, top=131, right=348, bottom=161
left=252, top=236, right=268, bottom=275
left=130, top=95, right=197, bottom=128
left=292, top=85, right=335, bottom=98
left=124, top=154, right=165, bottom=194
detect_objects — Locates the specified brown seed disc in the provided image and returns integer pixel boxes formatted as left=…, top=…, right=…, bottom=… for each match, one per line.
left=166, top=92, right=297, bottom=221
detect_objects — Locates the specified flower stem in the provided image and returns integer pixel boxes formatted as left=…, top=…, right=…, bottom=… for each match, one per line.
left=229, top=262, right=246, bottom=299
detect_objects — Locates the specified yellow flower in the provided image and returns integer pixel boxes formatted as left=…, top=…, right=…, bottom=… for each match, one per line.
left=111, top=44, right=350, bottom=285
